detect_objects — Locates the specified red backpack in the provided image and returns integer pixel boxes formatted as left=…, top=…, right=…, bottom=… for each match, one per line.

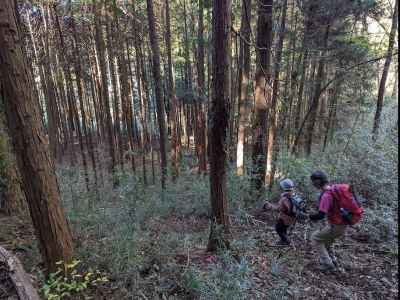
left=327, top=184, right=364, bottom=225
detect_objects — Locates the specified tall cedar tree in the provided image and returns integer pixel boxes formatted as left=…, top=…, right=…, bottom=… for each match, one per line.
left=196, top=0, right=207, bottom=174
left=251, top=0, right=274, bottom=196
left=146, top=0, right=168, bottom=189
left=236, top=0, right=252, bottom=176
left=165, top=0, right=180, bottom=181
left=0, top=0, right=73, bottom=273
left=207, top=0, right=231, bottom=252
left=267, top=0, right=288, bottom=189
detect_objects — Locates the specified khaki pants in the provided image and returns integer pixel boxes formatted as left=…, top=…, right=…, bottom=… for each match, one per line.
left=311, top=224, right=347, bottom=265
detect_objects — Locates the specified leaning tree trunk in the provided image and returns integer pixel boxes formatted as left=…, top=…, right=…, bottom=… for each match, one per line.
left=372, top=0, right=398, bottom=137
left=236, top=0, right=252, bottom=176
left=0, top=0, right=73, bottom=273
left=0, top=246, right=40, bottom=300
left=207, top=0, right=231, bottom=252
left=146, top=0, right=168, bottom=189
left=251, top=0, right=274, bottom=197
left=0, top=119, right=25, bottom=215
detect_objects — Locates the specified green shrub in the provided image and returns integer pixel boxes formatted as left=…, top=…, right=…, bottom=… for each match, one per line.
left=40, top=260, right=108, bottom=300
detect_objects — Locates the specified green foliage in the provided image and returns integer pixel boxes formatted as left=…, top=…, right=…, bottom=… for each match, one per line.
left=183, top=252, right=262, bottom=300
left=275, top=102, right=398, bottom=223
left=40, top=260, right=108, bottom=300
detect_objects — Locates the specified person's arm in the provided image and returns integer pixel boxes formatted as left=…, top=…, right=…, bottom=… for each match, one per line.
left=309, top=191, right=331, bottom=221
left=309, top=211, right=326, bottom=221
left=263, top=201, right=280, bottom=211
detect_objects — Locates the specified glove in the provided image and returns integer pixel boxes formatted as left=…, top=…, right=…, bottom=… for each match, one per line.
left=263, top=202, right=272, bottom=210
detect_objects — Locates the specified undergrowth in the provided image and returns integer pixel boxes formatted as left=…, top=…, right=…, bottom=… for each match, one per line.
left=51, top=102, right=398, bottom=299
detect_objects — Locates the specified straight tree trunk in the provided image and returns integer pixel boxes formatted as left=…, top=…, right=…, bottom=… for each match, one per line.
left=207, top=0, right=231, bottom=252
left=106, top=19, right=124, bottom=171
left=0, top=0, right=73, bottom=273
left=267, top=0, right=287, bottom=189
left=372, top=0, right=398, bottom=137
left=94, top=2, right=118, bottom=186
left=304, top=25, right=330, bottom=156
left=251, top=0, right=274, bottom=197
left=71, top=17, right=100, bottom=201
left=236, top=0, right=252, bottom=176
left=165, top=0, right=180, bottom=181
left=196, top=0, right=207, bottom=174
left=54, top=7, right=90, bottom=193
left=146, top=0, right=168, bottom=189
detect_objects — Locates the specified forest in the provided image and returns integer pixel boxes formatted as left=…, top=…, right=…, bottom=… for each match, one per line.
left=0, top=0, right=398, bottom=299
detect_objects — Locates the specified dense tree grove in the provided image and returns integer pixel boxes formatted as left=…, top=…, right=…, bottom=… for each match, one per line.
left=0, top=0, right=397, bottom=295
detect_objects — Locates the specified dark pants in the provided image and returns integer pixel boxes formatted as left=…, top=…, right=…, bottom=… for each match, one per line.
left=275, top=219, right=290, bottom=243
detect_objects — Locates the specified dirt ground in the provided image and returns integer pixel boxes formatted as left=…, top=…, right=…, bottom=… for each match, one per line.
left=0, top=211, right=398, bottom=300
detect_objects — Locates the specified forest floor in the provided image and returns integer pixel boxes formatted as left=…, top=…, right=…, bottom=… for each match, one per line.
left=0, top=206, right=398, bottom=300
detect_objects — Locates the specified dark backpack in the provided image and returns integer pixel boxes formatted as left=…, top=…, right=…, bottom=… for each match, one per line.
left=287, top=193, right=307, bottom=220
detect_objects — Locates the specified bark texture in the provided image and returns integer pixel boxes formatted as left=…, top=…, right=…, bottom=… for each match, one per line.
left=0, top=0, right=73, bottom=273
left=207, top=0, right=231, bottom=252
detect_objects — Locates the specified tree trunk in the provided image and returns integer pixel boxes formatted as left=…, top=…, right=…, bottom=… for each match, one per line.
left=165, top=0, right=180, bottom=181
left=106, top=18, right=124, bottom=171
left=146, top=0, right=168, bottom=189
left=304, top=25, right=330, bottom=156
left=0, top=120, right=25, bottom=215
left=267, top=0, right=287, bottom=189
left=251, top=0, right=274, bottom=197
left=54, top=7, right=90, bottom=193
left=94, top=2, right=117, bottom=186
left=71, top=17, right=100, bottom=202
left=207, top=0, right=231, bottom=252
left=196, top=0, right=207, bottom=174
left=0, top=0, right=73, bottom=273
left=236, top=0, right=252, bottom=176
left=372, top=0, right=398, bottom=137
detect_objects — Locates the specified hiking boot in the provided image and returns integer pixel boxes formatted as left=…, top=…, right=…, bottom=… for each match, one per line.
left=319, top=256, right=336, bottom=271
left=329, top=254, right=338, bottom=267
left=275, top=239, right=291, bottom=247
left=318, top=262, right=336, bottom=272
left=327, top=249, right=338, bottom=267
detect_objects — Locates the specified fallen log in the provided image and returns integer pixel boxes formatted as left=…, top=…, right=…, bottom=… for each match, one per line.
left=0, top=246, right=40, bottom=300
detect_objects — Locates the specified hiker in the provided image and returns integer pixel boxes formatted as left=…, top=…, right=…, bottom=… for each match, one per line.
left=263, top=179, right=306, bottom=246
left=308, top=171, right=363, bottom=271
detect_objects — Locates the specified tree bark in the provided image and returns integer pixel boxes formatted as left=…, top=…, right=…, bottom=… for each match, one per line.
left=0, top=0, right=73, bottom=273
left=0, top=119, right=25, bottom=215
left=165, top=0, right=180, bottom=181
left=267, top=0, right=287, bottom=189
left=207, top=0, right=231, bottom=252
left=0, top=246, right=40, bottom=300
left=251, top=0, right=274, bottom=197
left=236, top=0, right=252, bottom=176
left=304, top=25, right=330, bottom=156
left=146, top=0, right=168, bottom=189
left=372, top=0, right=398, bottom=137
left=94, top=2, right=117, bottom=186
left=196, top=0, right=207, bottom=174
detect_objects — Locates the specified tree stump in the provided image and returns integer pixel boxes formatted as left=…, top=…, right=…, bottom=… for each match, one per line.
left=0, top=246, right=40, bottom=300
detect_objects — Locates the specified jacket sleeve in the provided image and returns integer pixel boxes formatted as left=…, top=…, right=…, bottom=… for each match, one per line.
left=309, top=211, right=326, bottom=221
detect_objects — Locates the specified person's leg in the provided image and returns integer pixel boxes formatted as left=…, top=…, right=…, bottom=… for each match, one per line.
left=326, top=225, right=346, bottom=266
left=275, top=219, right=290, bottom=244
left=311, top=225, right=335, bottom=269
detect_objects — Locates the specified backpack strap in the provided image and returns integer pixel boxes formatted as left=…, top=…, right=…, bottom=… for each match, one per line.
left=282, top=193, right=295, bottom=217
